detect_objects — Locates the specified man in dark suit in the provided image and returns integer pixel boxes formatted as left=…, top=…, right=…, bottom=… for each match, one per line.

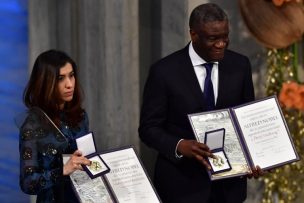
left=139, top=3, right=261, bottom=203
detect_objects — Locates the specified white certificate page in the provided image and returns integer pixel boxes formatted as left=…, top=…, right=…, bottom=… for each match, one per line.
left=100, top=148, right=160, bottom=203
left=233, top=97, right=297, bottom=169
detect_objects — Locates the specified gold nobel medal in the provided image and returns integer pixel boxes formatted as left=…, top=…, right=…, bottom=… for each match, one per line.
left=89, top=160, right=102, bottom=172
left=212, top=155, right=225, bottom=168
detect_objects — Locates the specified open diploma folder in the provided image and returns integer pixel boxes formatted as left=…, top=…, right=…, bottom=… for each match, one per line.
left=188, top=96, right=299, bottom=181
left=64, top=146, right=161, bottom=203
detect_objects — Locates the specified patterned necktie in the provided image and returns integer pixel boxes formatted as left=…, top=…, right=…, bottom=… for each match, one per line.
left=203, top=63, right=215, bottom=111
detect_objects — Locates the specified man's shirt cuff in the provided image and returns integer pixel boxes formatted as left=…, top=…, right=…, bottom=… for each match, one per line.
left=175, top=139, right=184, bottom=159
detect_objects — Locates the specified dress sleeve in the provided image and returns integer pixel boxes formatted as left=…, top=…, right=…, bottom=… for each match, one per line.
left=19, top=114, right=63, bottom=195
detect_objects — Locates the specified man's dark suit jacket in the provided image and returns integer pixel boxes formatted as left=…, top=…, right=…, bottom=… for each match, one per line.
left=139, top=44, right=255, bottom=203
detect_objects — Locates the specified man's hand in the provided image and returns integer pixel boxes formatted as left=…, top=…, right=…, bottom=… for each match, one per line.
left=63, top=150, right=91, bottom=175
left=247, top=165, right=265, bottom=179
left=177, top=139, right=215, bottom=170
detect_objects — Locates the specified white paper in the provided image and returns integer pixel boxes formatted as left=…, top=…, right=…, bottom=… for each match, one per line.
left=100, top=148, right=160, bottom=203
left=76, top=132, right=96, bottom=156
left=233, top=97, right=297, bottom=169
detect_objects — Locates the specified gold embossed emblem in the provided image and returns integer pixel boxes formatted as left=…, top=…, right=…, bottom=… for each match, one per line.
left=89, top=160, right=102, bottom=172
left=212, top=155, right=225, bottom=168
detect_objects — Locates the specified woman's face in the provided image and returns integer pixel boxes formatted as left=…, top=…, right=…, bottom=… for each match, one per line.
left=57, top=62, right=75, bottom=109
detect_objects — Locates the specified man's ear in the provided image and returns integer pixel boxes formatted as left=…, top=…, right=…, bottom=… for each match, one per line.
left=190, top=29, right=198, bottom=42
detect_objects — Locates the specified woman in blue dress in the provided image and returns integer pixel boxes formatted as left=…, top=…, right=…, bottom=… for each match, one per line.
left=19, top=50, right=91, bottom=202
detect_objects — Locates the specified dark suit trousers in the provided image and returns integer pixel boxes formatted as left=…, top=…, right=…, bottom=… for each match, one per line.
left=154, top=156, right=247, bottom=203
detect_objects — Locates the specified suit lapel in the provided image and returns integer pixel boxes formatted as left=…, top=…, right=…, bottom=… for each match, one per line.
left=178, top=46, right=206, bottom=109
left=217, top=59, right=229, bottom=108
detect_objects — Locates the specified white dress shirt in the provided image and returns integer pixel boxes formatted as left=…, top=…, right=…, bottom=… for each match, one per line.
left=188, top=42, right=219, bottom=103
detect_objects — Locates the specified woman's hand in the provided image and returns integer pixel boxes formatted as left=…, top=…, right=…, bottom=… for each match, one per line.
left=63, top=150, right=91, bottom=175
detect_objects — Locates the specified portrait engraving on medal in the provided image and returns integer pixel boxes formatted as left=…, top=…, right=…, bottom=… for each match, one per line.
left=84, top=155, right=110, bottom=178
left=89, top=160, right=102, bottom=172
left=208, top=151, right=231, bottom=173
left=212, top=155, right=225, bottom=167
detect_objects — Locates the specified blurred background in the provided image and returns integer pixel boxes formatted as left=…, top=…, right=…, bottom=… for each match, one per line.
left=0, top=0, right=303, bottom=202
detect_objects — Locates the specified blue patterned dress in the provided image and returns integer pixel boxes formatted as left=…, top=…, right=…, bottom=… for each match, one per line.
left=19, top=108, right=89, bottom=203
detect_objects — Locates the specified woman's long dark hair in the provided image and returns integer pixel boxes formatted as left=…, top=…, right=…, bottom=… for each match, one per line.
left=23, top=50, right=84, bottom=127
